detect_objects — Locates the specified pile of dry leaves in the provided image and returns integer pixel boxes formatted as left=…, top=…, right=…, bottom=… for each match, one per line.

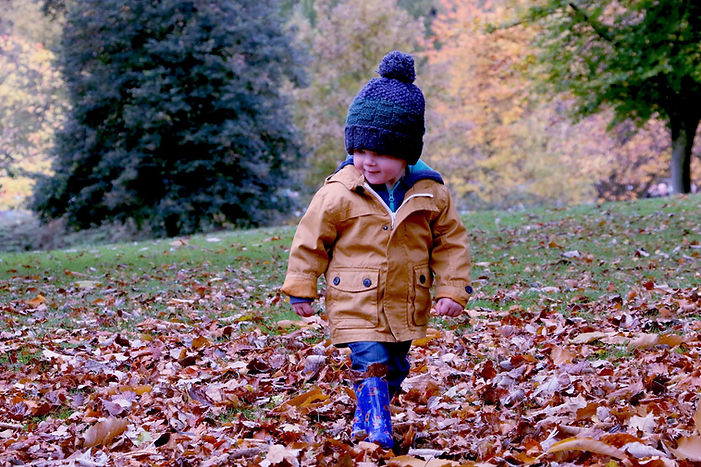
left=0, top=284, right=699, bottom=466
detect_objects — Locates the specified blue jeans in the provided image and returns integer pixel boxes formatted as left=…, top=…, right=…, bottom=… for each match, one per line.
left=348, top=341, right=412, bottom=397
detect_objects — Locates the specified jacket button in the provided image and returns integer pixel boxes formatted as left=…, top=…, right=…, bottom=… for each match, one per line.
left=333, top=277, right=340, bottom=285
left=465, top=285, right=473, bottom=294
left=363, top=278, right=372, bottom=287
left=419, top=274, right=426, bottom=284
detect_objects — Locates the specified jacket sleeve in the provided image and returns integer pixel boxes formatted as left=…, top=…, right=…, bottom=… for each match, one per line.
left=430, top=189, right=472, bottom=307
left=280, top=187, right=338, bottom=299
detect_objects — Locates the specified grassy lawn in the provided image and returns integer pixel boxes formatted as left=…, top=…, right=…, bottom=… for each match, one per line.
left=0, top=195, right=698, bottom=464
left=1, top=194, right=698, bottom=334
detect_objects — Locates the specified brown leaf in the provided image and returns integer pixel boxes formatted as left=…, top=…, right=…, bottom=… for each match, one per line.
left=600, top=433, right=643, bottom=448
left=627, top=333, right=659, bottom=350
left=388, top=455, right=460, bottom=466
left=24, top=294, right=46, bottom=308
left=191, top=335, right=210, bottom=349
left=479, top=360, right=497, bottom=379
left=83, top=417, right=128, bottom=447
left=657, top=333, right=684, bottom=347
left=671, top=436, right=701, bottom=461
left=265, top=444, right=301, bottom=464
left=281, top=387, right=328, bottom=409
left=570, top=331, right=608, bottom=344
left=542, top=437, right=627, bottom=460
left=551, top=345, right=575, bottom=365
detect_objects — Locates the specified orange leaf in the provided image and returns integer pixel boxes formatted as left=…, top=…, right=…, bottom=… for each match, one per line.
left=83, top=417, right=128, bottom=447
left=542, top=437, right=627, bottom=460
left=551, top=345, right=575, bottom=365
left=671, top=436, right=701, bottom=461
left=132, top=385, right=152, bottom=396
left=387, top=455, right=460, bottom=466
left=191, top=336, right=210, bottom=349
left=628, top=333, right=659, bottom=350
left=600, top=433, right=642, bottom=448
left=25, top=295, right=46, bottom=308
left=282, top=387, right=328, bottom=409
left=657, top=333, right=684, bottom=347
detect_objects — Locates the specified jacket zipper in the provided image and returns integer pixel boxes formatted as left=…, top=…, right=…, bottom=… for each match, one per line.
left=363, top=183, right=434, bottom=229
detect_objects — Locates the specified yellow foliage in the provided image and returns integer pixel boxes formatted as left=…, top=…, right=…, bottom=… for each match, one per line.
left=287, top=0, right=425, bottom=194
left=0, top=7, right=66, bottom=209
left=422, top=0, right=687, bottom=207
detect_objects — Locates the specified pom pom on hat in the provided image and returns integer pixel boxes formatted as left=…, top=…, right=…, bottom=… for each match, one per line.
left=378, top=50, right=415, bottom=83
left=344, top=51, right=425, bottom=164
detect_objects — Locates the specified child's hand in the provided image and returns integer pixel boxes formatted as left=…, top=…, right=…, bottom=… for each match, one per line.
left=292, top=302, right=315, bottom=317
left=433, top=298, right=464, bottom=317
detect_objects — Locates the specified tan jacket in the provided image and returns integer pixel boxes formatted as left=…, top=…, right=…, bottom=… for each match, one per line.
left=281, top=165, right=472, bottom=345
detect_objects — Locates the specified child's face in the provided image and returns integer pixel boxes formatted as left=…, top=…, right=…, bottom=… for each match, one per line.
left=353, top=149, right=407, bottom=187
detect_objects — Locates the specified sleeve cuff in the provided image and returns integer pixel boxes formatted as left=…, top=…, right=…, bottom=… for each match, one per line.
left=289, top=296, right=314, bottom=305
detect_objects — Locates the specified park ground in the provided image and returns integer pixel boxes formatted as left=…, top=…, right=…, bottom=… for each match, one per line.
left=0, top=195, right=699, bottom=465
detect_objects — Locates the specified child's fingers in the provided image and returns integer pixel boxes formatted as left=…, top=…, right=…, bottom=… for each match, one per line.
left=294, top=303, right=314, bottom=317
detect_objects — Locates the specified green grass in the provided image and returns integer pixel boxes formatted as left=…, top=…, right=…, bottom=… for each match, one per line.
left=0, top=195, right=699, bottom=339
left=0, top=344, right=42, bottom=371
left=461, top=194, right=699, bottom=315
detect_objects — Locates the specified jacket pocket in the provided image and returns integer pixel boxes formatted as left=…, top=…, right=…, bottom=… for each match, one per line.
left=325, top=268, right=380, bottom=329
left=411, top=264, right=432, bottom=326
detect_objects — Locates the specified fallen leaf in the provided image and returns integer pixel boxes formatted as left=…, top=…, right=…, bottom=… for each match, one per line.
left=671, top=436, right=701, bottom=461
left=83, top=417, right=128, bottom=447
left=191, top=336, right=210, bottom=349
left=629, top=412, right=656, bottom=434
left=542, top=437, right=627, bottom=460
left=388, top=455, right=460, bottom=466
left=551, top=345, right=575, bottom=365
left=570, top=331, right=608, bottom=344
left=657, top=333, right=684, bottom=347
left=628, top=333, right=659, bottom=349
left=623, top=441, right=669, bottom=459
left=280, top=387, right=328, bottom=409
left=25, top=295, right=47, bottom=307
left=264, top=444, right=300, bottom=465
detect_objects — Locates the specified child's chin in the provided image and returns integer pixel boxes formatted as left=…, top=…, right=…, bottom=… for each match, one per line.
left=365, top=175, right=386, bottom=184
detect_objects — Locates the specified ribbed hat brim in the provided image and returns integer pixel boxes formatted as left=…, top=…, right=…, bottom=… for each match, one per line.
left=345, top=125, right=422, bottom=165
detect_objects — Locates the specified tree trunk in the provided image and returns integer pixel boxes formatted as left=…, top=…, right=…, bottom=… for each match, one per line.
left=669, top=114, right=699, bottom=194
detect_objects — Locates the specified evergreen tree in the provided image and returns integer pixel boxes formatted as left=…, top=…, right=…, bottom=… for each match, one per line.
left=33, top=0, right=305, bottom=236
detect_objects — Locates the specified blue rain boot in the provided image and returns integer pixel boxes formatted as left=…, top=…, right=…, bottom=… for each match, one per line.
left=351, top=381, right=369, bottom=440
left=357, top=377, right=394, bottom=449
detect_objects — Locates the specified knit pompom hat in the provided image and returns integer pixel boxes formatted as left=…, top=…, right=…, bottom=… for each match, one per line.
left=344, top=51, right=425, bottom=164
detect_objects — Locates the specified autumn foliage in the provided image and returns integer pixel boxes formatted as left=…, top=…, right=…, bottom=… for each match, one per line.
left=422, top=0, right=701, bottom=208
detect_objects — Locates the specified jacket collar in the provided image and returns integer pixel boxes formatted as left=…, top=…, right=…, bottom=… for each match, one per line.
left=326, top=164, right=366, bottom=191
left=332, top=155, right=444, bottom=190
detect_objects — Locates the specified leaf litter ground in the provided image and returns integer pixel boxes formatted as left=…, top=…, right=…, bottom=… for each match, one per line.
left=0, top=195, right=699, bottom=466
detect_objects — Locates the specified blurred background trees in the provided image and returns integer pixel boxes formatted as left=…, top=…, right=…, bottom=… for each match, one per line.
left=31, top=0, right=306, bottom=236
left=288, top=0, right=425, bottom=192
left=0, top=0, right=65, bottom=209
left=0, top=0, right=699, bottom=240
left=527, top=0, right=701, bottom=195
